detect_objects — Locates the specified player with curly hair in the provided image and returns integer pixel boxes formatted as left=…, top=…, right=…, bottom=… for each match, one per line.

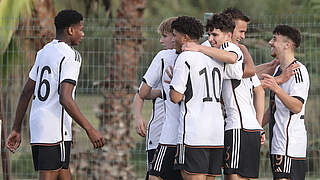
left=169, top=15, right=225, bottom=180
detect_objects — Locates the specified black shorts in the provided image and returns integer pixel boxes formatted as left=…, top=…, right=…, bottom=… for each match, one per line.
left=31, top=141, right=72, bottom=171
left=270, top=154, right=307, bottom=180
left=149, top=144, right=183, bottom=180
left=175, top=144, right=223, bottom=176
left=224, top=129, right=261, bottom=178
left=145, top=149, right=156, bottom=180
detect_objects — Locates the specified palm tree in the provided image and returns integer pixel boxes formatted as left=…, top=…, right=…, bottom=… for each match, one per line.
left=71, top=0, right=146, bottom=179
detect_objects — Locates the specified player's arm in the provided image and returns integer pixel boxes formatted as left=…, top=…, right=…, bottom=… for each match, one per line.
left=253, top=85, right=265, bottom=126
left=6, top=78, right=35, bottom=153
left=262, top=74, right=303, bottom=114
left=169, top=87, right=183, bottom=103
left=182, top=42, right=237, bottom=64
left=256, top=59, right=279, bottom=80
left=274, top=63, right=300, bottom=84
left=262, top=107, right=270, bottom=127
left=59, top=82, right=105, bottom=148
left=138, top=83, right=161, bottom=100
left=238, top=44, right=255, bottom=78
left=133, top=93, right=147, bottom=137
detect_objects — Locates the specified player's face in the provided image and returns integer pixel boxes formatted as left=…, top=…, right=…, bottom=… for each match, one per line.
left=160, top=32, right=174, bottom=49
left=232, top=19, right=247, bottom=43
left=70, top=21, right=84, bottom=46
left=208, top=28, right=230, bottom=48
left=173, top=29, right=185, bottom=53
left=269, top=34, right=288, bottom=58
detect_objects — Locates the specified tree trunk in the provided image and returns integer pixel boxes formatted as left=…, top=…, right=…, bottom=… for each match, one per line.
left=73, top=0, right=146, bottom=179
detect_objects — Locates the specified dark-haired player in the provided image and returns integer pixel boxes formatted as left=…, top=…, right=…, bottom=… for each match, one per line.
left=169, top=15, right=225, bottom=180
left=216, top=9, right=266, bottom=180
left=6, top=9, right=105, bottom=179
left=262, top=25, right=309, bottom=180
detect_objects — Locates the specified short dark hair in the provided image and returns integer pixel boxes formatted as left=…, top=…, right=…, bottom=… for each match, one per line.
left=171, top=16, right=204, bottom=40
left=54, top=10, right=83, bottom=34
left=206, top=13, right=235, bottom=33
left=273, top=25, right=301, bottom=48
left=222, top=8, right=250, bottom=22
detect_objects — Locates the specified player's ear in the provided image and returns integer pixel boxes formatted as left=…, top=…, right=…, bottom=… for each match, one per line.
left=227, top=32, right=233, bottom=39
left=184, top=34, right=191, bottom=42
left=67, top=26, right=73, bottom=36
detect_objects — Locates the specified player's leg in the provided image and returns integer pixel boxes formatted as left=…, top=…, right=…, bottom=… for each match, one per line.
left=205, top=175, right=215, bottom=180
left=58, top=168, right=72, bottom=180
left=39, top=170, right=59, bottom=180
left=181, top=170, right=206, bottom=180
left=149, top=175, right=163, bottom=180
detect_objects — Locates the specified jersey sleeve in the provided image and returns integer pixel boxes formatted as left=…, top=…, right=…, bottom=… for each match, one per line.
left=252, top=74, right=261, bottom=88
left=142, top=51, right=164, bottom=88
left=221, top=42, right=244, bottom=80
left=29, top=53, right=39, bottom=81
left=288, top=66, right=309, bottom=103
left=170, top=53, right=189, bottom=94
left=60, top=54, right=82, bottom=85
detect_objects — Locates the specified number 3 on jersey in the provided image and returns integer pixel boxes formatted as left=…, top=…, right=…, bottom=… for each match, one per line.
left=199, top=67, right=222, bottom=102
left=36, top=66, right=51, bottom=101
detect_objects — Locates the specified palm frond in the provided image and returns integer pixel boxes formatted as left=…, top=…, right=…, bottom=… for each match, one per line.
left=0, top=0, right=32, bottom=54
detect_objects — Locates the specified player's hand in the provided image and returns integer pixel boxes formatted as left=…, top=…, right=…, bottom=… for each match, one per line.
left=261, top=74, right=280, bottom=93
left=86, top=128, right=105, bottom=149
left=261, top=134, right=266, bottom=145
left=164, top=66, right=173, bottom=84
left=182, top=42, right=200, bottom=52
left=135, top=117, right=147, bottom=137
left=277, top=63, right=300, bottom=84
left=6, top=130, right=21, bottom=153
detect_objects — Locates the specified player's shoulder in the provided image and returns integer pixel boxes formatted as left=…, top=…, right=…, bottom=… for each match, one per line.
left=221, top=42, right=240, bottom=51
left=157, top=49, right=176, bottom=56
left=294, top=60, right=309, bottom=83
left=46, top=40, right=78, bottom=61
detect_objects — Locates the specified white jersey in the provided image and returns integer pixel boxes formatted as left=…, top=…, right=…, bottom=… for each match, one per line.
left=138, top=79, right=165, bottom=150
left=29, top=40, right=81, bottom=144
left=269, top=61, right=309, bottom=158
left=145, top=97, right=164, bottom=150
left=142, top=49, right=179, bottom=145
left=170, top=51, right=225, bottom=146
left=221, top=42, right=263, bottom=131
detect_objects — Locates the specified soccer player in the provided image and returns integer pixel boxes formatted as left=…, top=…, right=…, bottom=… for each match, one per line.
left=6, top=10, right=105, bottom=179
left=132, top=17, right=176, bottom=180
left=169, top=15, right=226, bottom=180
left=218, top=9, right=265, bottom=180
left=138, top=19, right=182, bottom=180
left=262, top=25, right=309, bottom=180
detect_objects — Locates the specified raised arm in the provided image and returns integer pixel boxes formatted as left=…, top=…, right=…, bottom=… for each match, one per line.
left=256, top=59, right=279, bottom=80
left=182, top=42, right=237, bottom=64
left=238, top=44, right=255, bottom=78
left=262, top=74, right=303, bottom=114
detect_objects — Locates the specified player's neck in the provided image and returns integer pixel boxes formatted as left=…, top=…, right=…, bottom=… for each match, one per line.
left=55, top=34, right=72, bottom=46
left=279, top=52, right=295, bottom=70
